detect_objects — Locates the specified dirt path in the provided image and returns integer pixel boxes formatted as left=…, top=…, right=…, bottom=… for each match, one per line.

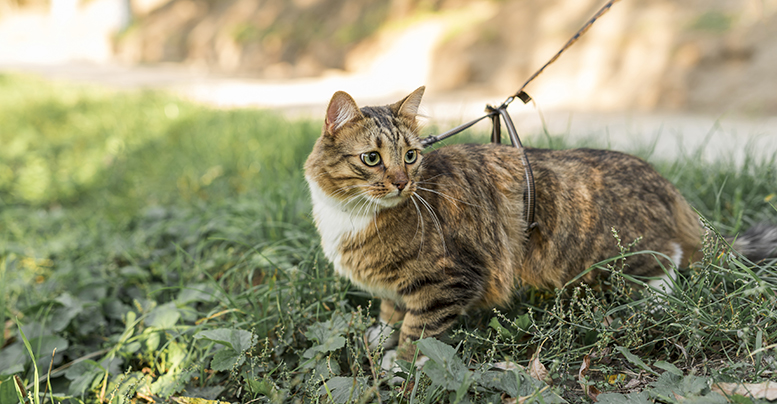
left=2, top=60, right=776, bottom=166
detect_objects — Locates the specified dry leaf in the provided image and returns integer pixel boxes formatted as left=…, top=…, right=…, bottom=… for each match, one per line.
left=13, top=375, right=26, bottom=398
left=530, top=356, right=550, bottom=384
left=527, top=344, right=551, bottom=384
left=578, top=355, right=591, bottom=379
left=578, top=355, right=599, bottom=402
left=712, top=381, right=777, bottom=400
left=587, top=385, right=601, bottom=402
left=401, top=380, right=416, bottom=400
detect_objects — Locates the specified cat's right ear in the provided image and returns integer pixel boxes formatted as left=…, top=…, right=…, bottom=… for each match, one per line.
left=325, top=91, right=363, bottom=136
left=391, top=86, right=425, bottom=117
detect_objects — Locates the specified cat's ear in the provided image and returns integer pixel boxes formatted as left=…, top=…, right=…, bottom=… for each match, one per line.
left=391, top=86, right=425, bottom=117
left=325, top=91, right=362, bottom=135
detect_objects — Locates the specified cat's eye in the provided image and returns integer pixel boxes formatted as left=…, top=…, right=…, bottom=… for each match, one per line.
left=361, top=151, right=382, bottom=167
left=404, top=150, right=418, bottom=164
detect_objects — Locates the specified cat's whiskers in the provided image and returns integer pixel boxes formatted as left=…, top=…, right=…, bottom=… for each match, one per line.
left=353, top=196, right=389, bottom=271
left=416, top=179, right=474, bottom=196
left=325, top=191, right=374, bottom=241
left=330, top=183, right=371, bottom=199
left=336, top=192, right=368, bottom=213
left=332, top=183, right=377, bottom=207
left=410, top=195, right=426, bottom=259
left=416, top=186, right=481, bottom=209
left=416, top=173, right=447, bottom=184
left=330, top=190, right=367, bottom=207
left=415, top=193, right=447, bottom=256
left=352, top=198, right=370, bottom=249
left=352, top=193, right=379, bottom=251
left=350, top=193, right=368, bottom=214
left=370, top=198, right=387, bottom=247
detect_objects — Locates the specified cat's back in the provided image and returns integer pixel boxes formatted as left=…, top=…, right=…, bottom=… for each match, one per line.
left=423, top=144, right=673, bottom=200
left=419, top=144, right=700, bottom=288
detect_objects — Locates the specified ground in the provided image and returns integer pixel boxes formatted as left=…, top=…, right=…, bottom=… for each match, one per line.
left=0, top=75, right=775, bottom=403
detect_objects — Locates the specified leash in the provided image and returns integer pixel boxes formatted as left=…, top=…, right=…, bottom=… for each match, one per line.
left=420, top=0, right=620, bottom=234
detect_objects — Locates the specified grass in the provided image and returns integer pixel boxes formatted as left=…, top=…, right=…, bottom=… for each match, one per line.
left=0, top=73, right=776, bottom=403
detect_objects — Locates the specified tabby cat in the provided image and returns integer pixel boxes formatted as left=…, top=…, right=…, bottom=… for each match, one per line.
left=304, top=86, right=777, bottom=360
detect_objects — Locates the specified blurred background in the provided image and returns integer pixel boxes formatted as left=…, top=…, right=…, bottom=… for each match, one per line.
left=1, top=0, right=776, bottom=161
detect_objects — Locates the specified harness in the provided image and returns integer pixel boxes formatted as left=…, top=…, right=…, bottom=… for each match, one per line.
left=420, top=0, right=620, bottom=235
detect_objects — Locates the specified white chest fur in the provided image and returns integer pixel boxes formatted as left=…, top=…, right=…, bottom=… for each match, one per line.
left=306, top=178, right=373, bottom=276
left=306, top=177, right=403, bottom=302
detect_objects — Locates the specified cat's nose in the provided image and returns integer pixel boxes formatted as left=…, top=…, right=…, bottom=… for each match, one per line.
left=394, top=179, right=408, bottom=191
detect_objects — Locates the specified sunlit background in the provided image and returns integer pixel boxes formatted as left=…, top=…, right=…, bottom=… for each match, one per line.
left=1, top=0, right=777, bottom=162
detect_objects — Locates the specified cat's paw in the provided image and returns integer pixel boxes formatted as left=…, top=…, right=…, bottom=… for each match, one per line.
left=381, top=350, right=404, bottom=385
left=366, top=319, right=399, bottom=350
left=380, top=349, right=430, bottom=385
left=381, top=349, right=399, bottom=372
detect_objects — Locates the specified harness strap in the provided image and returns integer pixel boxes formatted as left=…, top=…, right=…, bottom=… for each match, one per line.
left=490, top=112, right=501, bottom=144
left=421, top=102, right=537, bottom=234
left=419, top=113, right=494, bottom=148
left=494, top=106, right=537, bottom=231
left=419, top=0, right=621, bottom=234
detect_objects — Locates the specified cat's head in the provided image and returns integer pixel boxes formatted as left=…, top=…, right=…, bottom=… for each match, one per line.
left=305, top=86, right=426, bottom=210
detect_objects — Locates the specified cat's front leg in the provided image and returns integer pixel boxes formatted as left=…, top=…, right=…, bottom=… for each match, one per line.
left=366, top=299, right=406, bottom=350
left=376, top=306, right=463, bottom=381
left=395, top=302, right=464, bottom=362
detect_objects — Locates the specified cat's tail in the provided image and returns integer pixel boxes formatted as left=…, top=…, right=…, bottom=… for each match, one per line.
left=728, top=223, right=777, bottom=262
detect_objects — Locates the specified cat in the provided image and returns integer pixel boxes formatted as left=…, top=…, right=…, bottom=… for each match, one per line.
left=304, top=86, right=777, bottom=361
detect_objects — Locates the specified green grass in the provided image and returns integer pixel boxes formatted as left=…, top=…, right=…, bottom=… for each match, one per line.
left=0, top=74, right=776, bottom=403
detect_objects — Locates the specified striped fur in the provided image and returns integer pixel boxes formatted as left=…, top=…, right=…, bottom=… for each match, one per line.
left=304, top=87, right=773, bottom=360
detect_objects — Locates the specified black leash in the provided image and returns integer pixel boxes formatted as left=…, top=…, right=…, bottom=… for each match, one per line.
left=420, top=0, right=620, bottom=234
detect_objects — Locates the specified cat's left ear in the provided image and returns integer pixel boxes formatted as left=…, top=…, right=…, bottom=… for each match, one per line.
left=391, top=86, right=425, bottom=117
left=325, top=91, right=363, bottom=135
